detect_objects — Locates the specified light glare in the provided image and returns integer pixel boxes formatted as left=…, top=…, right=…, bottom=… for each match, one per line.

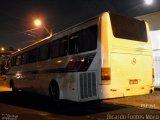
left=57, top=60, right=62, bottom=63
left=34, top=19, right=42, bottom=26
left=145, top=0, right=153, bottom=5
left=1, top=47, right=5, bottom=51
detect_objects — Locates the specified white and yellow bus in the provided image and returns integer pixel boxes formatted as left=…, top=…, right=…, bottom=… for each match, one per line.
left=6, top=12, right=153, bottom=102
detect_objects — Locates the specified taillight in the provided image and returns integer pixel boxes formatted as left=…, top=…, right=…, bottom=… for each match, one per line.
left=101, top=68, right=111, bottom=81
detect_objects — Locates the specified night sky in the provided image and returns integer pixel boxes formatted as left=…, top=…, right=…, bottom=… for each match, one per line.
left=0, top=0, right=160, bottom=49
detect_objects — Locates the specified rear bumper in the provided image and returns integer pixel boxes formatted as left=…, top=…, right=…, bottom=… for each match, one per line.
left=99, top=85, right=154, bottom=99
left=124, top=85, right=154, bottom=96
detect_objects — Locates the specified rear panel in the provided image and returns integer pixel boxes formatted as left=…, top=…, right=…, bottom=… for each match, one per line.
left=111, top=52, right=152, bottom=96
left=100, top=12, right=153, bottom=99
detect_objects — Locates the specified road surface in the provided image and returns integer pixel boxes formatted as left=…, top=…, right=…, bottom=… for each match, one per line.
left=0, top=92, right=160, bottom=120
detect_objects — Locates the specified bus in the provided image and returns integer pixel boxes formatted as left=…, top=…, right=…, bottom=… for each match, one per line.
left=6, top=12, right=154, bottom=102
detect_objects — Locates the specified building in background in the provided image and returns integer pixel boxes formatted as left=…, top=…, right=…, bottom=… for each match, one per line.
left=136, top=11, right=160, bottom=88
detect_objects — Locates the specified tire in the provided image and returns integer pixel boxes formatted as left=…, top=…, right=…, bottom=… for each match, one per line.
left=49, top=81, right=60, bottom=104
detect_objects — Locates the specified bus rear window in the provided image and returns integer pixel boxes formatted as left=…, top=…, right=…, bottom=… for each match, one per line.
left=110, top=13, right=147, bottom=42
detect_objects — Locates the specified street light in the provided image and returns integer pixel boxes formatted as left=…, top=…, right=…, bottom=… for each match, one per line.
left=34, top=18, right=52, bottom=36
left=1, top=47, right=5, bottom=51
left=34, top=19, right=42, bottom=27
left=22, top=18, right=53, bottom=42
left=144, top=0, right=153, bottom=5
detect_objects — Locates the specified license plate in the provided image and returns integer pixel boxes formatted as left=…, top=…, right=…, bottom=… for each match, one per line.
left=129, top=79, right=138, bottom=84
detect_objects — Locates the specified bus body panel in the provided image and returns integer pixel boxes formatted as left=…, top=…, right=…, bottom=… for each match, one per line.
left=7, top=51, right=100, bottom=102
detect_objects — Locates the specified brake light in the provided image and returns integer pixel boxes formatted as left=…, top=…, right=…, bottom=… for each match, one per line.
left=101, top=68, right=111, bottom=81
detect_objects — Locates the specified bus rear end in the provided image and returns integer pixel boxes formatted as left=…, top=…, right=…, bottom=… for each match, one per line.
left=100, top=12, right=154, bottom=99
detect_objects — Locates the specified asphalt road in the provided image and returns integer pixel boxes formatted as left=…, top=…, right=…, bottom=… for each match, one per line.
left=0, top=92, right=160, bottom=120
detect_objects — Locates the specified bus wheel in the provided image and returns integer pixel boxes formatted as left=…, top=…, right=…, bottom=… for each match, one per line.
left=49, top=81, right=60, bottom=104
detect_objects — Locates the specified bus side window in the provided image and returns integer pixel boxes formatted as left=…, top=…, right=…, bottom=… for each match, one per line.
left=59, top=36, right=68, bottom=57
left=22, top=52, right=29, bottom=64
left=11, top=56, right=16, bottom=66
left=51, top=36, right=68, bottom=58
left=80, top=25, right=97, bottom=52
left=69, top=32, right=81, bottom=55
left=39, top=43, right=50, bottom=61
left=28, top=48, right=39, bottom=63
left=51, top=40, right=59, bottom=58
left=16, top=55, right=22, bottom=66
left=69, top=25, right=97, bottom=55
